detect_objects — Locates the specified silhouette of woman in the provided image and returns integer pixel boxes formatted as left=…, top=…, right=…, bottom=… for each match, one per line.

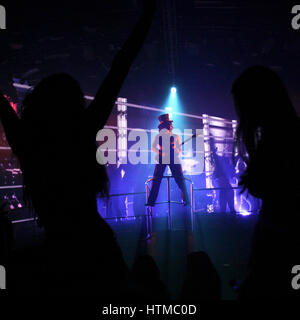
left=232, top=65, right=300, bottom=299
left=0, top=0, right=156, bottom=295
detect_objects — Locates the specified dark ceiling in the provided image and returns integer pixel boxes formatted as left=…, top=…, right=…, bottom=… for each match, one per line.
left=1, top=0, right=299, bottom=119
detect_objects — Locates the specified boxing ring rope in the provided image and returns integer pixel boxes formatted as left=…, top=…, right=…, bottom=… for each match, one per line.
left=10, top=186, right=259, bottom=227
left=0, top=185, right=22, bottom=190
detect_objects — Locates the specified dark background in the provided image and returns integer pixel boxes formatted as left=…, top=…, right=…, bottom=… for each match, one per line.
left=0, top=0, right=299, bottom=119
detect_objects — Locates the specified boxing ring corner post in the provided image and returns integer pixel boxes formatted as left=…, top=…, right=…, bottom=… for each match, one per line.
left=183, top=176, right=194, bottom=232
left=145, top=176, right=194, bottom=233
left=145, top=177, right=153, bottom=239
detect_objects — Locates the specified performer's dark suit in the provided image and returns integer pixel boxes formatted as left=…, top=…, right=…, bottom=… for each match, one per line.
left=147, top=129, right=189, bottom=206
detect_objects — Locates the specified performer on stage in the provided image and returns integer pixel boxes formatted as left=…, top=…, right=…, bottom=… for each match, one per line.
left=146, top=114, right=190, bottom=206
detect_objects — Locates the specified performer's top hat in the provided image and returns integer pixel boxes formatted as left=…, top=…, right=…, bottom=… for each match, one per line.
left=158, top=114, right=173, bottom=124
left=158, top=114, right=173, bottom=130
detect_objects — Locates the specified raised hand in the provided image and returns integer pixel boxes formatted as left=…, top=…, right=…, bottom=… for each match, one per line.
left=85, top=0, right=156, bottom=134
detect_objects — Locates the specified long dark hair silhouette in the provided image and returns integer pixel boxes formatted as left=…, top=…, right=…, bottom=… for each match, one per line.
left=232, top=66, right=300, bottom=299
left=0, top=0, right=156, bottom=295
left=232, top=65, right=298, bottom=197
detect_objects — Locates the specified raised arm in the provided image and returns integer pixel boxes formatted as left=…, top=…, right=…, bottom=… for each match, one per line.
left=0, top=93, right=23, bottom=157
left=85, top=0, right=156, bottom=134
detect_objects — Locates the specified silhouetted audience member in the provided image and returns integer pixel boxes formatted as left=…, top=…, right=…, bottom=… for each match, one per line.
left=180, top=252, right=221, bottom=301
left=0, top=0, right=156, bottom=295
left=232, top=65, right=300, bottom=299
left=130, top=255, right=169, bottom=301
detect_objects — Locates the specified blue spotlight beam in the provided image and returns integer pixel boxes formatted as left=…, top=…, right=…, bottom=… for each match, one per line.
left=164, top=86, right=179, bottom=121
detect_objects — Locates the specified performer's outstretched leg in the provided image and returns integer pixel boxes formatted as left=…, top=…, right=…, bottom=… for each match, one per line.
left=147, top=164, right=166, bottom=206
left=170, top=164, right=190, bottom=205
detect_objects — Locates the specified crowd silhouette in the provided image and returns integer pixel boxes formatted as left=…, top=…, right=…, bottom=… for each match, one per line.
left=0, top=0, right=300, bottom=301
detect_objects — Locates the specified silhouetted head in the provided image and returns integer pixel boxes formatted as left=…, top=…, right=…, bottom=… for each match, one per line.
left=21, top=74, right=85, bottom=137
left=181, top=251, right=221, bottom=301
left=232, top=66, right=295, bottom=126
left=131, top=254, right=169, bottom=301
left=232, top=66, right=297, bottom=161
left=132, top=255, right=160, bottom=282
left=186, top=251, right=215, bottom=277
left=18, top=73, right=110, bottom=221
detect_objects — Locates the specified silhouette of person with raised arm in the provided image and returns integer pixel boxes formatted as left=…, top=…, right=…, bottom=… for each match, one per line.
left=0, top=0, right=156, bottom=295
left=232, top=65, right=300, bottom=299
